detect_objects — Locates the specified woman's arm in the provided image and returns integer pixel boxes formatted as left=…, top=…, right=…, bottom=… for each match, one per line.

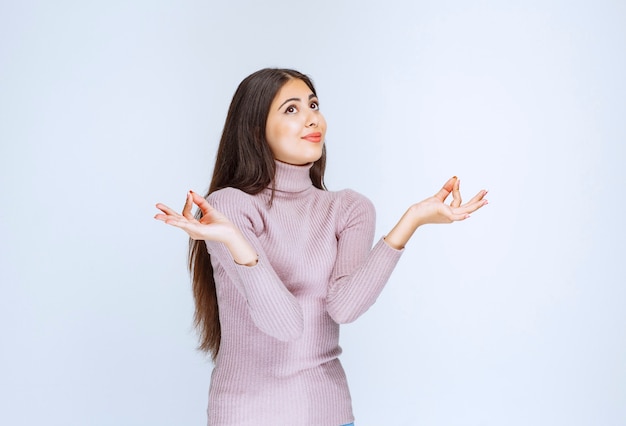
left=384, top=176, right=488, bottom=249
left=326, top=177, right=487, bottom=324
left=325, top=191, right=401, bottom=323
left=155, top=190, right=304, bottom=341
left=155, top=190, right=258, bottom=265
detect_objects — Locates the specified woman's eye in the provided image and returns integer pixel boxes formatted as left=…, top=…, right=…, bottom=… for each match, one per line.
left=310, top=101, right=319, bottom=110
left=285, top=105, right=297, bottom=114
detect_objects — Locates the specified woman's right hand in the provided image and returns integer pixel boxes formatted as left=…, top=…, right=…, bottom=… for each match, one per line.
left=155, top=191, right=258, bottom=266
left=154, top=191, right=236, bottom=242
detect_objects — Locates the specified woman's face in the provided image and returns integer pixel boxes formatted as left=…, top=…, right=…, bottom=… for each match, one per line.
left=265, top=78, right=327, bottom=165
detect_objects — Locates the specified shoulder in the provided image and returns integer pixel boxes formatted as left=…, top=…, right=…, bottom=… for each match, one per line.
left=332, top=188, right=375, bottom=221
left=206, top=187, right=264, bottom=221
left=337, top=188, right=374, bottom=210
left=207, top=187, right=253, bottom=206
left=206, top=188, right=269, bottom=235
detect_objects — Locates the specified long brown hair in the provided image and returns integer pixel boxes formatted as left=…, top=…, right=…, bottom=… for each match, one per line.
left=189, top=68, right=327, bottom=361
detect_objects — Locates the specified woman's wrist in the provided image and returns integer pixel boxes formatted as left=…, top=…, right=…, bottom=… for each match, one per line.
left=384, top=207, right=421, bottom=249
left=223, top=228, right=258, bottom=266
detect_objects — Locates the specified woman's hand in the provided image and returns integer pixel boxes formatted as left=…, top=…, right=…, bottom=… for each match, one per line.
left=154, top=191, right=258, bottom=265
left=155, top=191, right=236, bottom=242
left=410, top=176, right=488, bottom=226
left=384, top=177, right=488, bottom=249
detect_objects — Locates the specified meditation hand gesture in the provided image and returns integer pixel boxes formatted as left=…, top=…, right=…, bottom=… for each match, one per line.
left=384, top=176, right=488, bottom=249
left=411, top=176, right=487, bottom=225
left=155, top=191, right=258, bottom=266
left=154, top=191, right=236, bottom=242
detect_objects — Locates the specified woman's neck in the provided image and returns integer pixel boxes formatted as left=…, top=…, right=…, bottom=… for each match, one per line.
left=271, top=161, right=313, bottom=193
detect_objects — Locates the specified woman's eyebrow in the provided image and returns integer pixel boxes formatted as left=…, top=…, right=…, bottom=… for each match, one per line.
left=278, top=97, right=299, bottom=110
left=277, top=93, right=317, bottom=110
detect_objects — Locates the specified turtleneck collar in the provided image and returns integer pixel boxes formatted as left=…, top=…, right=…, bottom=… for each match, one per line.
left=271, top=161, right=314, bottom=193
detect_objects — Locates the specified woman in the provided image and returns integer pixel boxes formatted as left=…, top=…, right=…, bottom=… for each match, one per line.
left=155, top=68, right=487, bottom=425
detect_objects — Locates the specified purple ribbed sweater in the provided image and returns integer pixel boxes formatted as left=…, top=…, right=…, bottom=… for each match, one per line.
left=204, top=161, right=403, bottom=426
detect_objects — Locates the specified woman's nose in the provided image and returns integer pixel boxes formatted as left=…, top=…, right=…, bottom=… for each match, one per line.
left=306, top=112, right=318, bottom=127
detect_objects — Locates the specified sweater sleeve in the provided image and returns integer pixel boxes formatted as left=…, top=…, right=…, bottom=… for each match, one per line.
left=205, top=188, right=304, bottom=341
left=326, top=190, right=404, bottom=324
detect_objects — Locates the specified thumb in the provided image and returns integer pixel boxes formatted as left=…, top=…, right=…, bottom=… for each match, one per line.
left=434, top=176, right=457, bottom=202
left=190, top=191, right=216, bottom=217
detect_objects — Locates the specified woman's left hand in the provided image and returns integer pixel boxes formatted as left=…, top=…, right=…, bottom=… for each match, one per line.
left=409, top=176, right=488, bottom=227
left=384, top=176, right=488, bottom=249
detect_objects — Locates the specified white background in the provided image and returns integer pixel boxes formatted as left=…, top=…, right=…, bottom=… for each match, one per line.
left=1, top=1, right=624, bottom=425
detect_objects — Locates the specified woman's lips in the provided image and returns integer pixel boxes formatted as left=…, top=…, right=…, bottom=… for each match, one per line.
left=301, top=132, right=322, bottom=143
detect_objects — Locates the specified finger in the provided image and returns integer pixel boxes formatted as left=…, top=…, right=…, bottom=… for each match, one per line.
left=433, top=205, right=469, bottom=223
left=155, top=203, right=180, bottom=216
left=165, top=217, right=212, bottom=241
left=465, top=189, right=488, bottom=205
left=190, top=191, right=216, bottom=216
left=154, top=213, right=169, bottom=222
left=451, top=178, right=462, bottom=208
left=182, top=191, right=194, bottom=219
left=154, top=211, right=190, bottom=228
left=161, top=216, right=199, bottom=236
left=455, top=197, right=488, bottom=215
left=434, top=176, right=458, bottom=202
left=450, top=212, right=472, bottom=222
